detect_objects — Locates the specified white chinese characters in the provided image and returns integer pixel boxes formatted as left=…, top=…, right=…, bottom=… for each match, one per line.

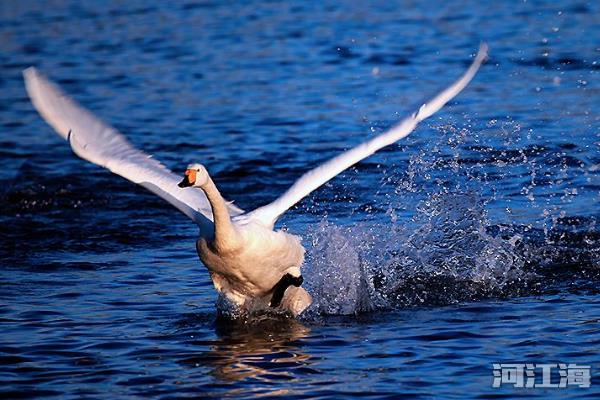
left=493, top=363, right=591, bottom=388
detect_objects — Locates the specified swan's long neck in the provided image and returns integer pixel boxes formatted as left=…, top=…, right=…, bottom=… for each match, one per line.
left=200, top=177, right=239, bottom=252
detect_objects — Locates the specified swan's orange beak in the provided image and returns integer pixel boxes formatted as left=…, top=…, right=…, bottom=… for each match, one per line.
left=178, top=169, right=196, bottom=188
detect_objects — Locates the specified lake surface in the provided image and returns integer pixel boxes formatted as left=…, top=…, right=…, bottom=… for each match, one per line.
left=1, top=0, right=599, bottom=398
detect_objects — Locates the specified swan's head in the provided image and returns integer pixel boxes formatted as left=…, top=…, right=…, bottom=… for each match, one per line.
left=178, top=163, right=209, bottom=188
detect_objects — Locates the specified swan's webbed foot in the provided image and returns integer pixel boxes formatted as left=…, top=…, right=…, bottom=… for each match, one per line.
left=269, top=273, right=303, bottom=308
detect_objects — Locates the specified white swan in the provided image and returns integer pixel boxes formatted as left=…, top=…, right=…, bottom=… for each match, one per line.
left=23, top=44, right=487, bottom=317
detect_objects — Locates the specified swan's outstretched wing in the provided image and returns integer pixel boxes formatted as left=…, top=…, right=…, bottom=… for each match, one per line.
left=24, top=68, right=243, bottom=230
left=248, top=44, right=488, bottom=227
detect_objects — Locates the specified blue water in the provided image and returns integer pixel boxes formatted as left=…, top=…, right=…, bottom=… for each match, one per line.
left=1, top=0, right=599, bottom=398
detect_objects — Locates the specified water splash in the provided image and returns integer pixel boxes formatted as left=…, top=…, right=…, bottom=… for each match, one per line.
left=303, top=190, right=529, bottom=316
left=302, top=121, right=599, bottom=316
left=304, top=221, right=377, bottom=315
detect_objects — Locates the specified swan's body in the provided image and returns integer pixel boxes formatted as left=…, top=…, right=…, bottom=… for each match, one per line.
left=197, top=219, right=308, bottom=315
left=24, top=45, right=487, bottom=317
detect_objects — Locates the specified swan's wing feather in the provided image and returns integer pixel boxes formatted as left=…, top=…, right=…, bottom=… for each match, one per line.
left=24, top=67, right=243, bottom=228
left=249, top=44, right=488, bottom=227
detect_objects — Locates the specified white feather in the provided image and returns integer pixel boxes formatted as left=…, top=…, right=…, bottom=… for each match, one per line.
left=248, top=43, right=488, bottom=227
left=23, top=67, right=243, bottom=233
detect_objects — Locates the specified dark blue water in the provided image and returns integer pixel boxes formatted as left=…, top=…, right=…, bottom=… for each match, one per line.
left=1, top=1, right=599, bottom=398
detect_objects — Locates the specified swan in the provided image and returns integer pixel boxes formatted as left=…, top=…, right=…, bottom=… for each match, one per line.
left=23, top=44, right=487, bottom=317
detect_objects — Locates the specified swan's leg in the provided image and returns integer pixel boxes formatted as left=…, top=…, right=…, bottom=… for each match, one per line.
left=270, top=273, right=304, bottom=307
